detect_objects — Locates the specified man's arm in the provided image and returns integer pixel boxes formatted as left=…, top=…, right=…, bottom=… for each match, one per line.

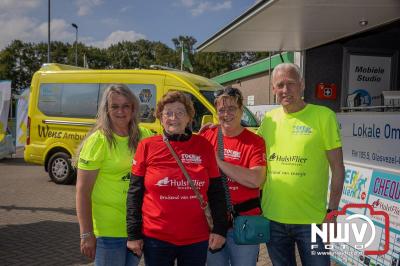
left=326, top=147, right=345, bottom=210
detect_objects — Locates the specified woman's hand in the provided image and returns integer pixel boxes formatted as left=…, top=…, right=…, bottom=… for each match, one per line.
left=198, top=122, right=216, bottom=134
left=127, top=240, right=144, bottom=256
left=208, top=233, right=225, bottom=251
left=80, top=235, right=96, bottom=260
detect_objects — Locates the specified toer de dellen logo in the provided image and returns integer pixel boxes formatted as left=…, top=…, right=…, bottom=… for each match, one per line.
left=311, top=204, right=390, bottom=256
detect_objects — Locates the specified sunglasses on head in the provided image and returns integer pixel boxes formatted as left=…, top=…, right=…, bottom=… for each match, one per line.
left=214, top=87, right=242, bottom=99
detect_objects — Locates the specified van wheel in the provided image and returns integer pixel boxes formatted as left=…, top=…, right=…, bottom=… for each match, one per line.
left=48, top=152, right=75, bottom=184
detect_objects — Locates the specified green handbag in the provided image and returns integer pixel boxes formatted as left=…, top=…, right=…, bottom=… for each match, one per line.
left=217, top=127, right=270, bottom=245
left=233, top=215, right=270, bottom=245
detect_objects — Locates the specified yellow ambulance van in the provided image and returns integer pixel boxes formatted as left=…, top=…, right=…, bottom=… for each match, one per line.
left=24, top=63, right=259, bottom=184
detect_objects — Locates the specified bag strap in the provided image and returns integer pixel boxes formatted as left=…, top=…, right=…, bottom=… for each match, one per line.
left=163, top=135, right=208, bottom=209
left=217, top=127, right=261, bottom=216
left=233, top=197, right=261, bottom=214
left=217, top=127, right=233, bottom=212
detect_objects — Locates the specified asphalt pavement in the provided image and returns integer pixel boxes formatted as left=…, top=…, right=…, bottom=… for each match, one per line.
left=0, top=149, right=275, bottom=265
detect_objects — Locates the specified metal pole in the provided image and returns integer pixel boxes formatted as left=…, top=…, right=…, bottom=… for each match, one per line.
left=72, top=23, right=78, bottom=66
left=47, top=0, right=51, bottom=63
left=75, top=28, right=78, bottom=66
left=180, top=40, right=183, bottom=71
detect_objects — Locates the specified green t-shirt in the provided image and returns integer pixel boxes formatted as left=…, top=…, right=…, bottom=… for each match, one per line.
left=78, top=127, right=153, bottom=237
left=257, top=104, right=341, bottom=224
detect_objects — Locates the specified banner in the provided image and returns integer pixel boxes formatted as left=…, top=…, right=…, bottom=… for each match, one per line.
left=16, top=89, right=29, bottom=147
left=0, top=81, right=11, bottom=142
left=329, top=112, right=400, bottom=265
left=331, top=164, right=400, bottom=266
left=337, top=113, right=400, bottom=170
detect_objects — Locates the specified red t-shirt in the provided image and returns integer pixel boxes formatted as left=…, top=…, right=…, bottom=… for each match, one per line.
left=132, top=134, right=220, bottom=245
left=200, top=127, right=266, bottom=215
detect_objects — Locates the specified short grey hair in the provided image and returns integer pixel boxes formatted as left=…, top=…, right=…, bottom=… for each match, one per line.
left=271, top=63, right=302, bottom=83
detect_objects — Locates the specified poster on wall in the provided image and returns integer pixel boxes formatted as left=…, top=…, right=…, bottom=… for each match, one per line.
left=346, top=54, right=392, bottom=107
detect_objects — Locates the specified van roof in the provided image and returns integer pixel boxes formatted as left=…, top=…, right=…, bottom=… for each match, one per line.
left=38, top=63, right=222, bottom=91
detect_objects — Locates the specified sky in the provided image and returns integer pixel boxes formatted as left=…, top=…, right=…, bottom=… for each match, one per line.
left=0, top=0, right=259, bottom=50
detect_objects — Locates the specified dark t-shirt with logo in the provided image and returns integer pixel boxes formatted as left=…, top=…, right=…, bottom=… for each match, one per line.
left=132, top=134, right=220, bottom=245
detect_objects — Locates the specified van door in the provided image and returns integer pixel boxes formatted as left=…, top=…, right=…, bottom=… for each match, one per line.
left=98, top=73, right=164, bottom=134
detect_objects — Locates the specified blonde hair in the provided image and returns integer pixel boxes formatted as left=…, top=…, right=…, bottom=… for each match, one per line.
left=76, top=84, right=141, bottom=161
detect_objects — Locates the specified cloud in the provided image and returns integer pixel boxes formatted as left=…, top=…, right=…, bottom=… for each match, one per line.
left=0, top=0, right=41, bottom=11
left=0, top=17, right=76, bottom=49
left=119, top=6, right=132, bottom=13
left=36, top=19, right=75, bottom=42
left=76, top=0, right=103, bottom=16
left=101, top=18, right=121, bottom=27
left=177, top=0, right=232, bottom=16
left=90, top=30, right=147, bottom=48
left=179, top=0, right=195, bottom=7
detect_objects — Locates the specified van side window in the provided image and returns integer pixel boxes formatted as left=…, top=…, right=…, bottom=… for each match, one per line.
left=100, top=84, right=156, bottom=123
left=39, top=84, right=99, bottom=118
left=185, top=93, right=211, bottom=132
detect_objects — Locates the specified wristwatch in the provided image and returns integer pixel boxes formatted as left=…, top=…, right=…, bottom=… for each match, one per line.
left=80, top=232, right=93, bottom=239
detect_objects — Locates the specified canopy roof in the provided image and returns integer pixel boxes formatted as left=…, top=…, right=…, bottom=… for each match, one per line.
left=197, top=0, right=400, bottom=52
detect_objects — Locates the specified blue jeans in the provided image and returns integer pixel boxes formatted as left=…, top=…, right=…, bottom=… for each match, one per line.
left=143, top=237, right=208, bottom=266
left=266, top=220, right=330, bottom=266
left=207, top=228, right=259, bottom=266
left=95, top=237, right=140, bottom=266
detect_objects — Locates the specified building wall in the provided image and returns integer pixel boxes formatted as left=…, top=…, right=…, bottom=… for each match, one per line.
left=224, top=72, right=273, bottom=106
left=305, top=20, right=400, bottom=112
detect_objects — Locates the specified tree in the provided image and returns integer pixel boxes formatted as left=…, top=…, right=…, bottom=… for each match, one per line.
left=0, top=37, right=270, bottom=94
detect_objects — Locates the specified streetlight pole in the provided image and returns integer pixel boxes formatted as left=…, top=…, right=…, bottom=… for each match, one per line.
left=71, top=23, right=78, bottom=66
left=48, top=0, right=51, bottom=62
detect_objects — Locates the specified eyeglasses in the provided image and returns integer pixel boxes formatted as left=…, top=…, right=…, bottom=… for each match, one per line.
left=214, top=87, right=243, bottom=100
left=217, top=106, right=239, bottom=115
left=162, top=110, right=186, bottom=119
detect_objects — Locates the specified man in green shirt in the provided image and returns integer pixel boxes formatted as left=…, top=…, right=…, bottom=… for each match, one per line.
left=257, top=63, right=345, bottom=266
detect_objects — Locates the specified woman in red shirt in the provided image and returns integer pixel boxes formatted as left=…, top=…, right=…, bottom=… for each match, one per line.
left=126, top=91, right=228, bottom=266
left=200, top=87, right=266, bottom=266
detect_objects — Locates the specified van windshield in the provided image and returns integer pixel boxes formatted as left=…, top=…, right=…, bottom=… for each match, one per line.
left=200, top=90, right=260, bottom=128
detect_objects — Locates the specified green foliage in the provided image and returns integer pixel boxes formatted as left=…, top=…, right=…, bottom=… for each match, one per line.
left=0, top=37, right=269, bottom=94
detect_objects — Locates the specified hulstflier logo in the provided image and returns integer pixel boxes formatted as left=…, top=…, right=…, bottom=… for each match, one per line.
left=268, top=153, right=307, bottom=165
left=311, top=203, right=390, bottom=256
left=155, top=176, right=205, bottom=189
left=156, top=176, right=170, bottom=186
